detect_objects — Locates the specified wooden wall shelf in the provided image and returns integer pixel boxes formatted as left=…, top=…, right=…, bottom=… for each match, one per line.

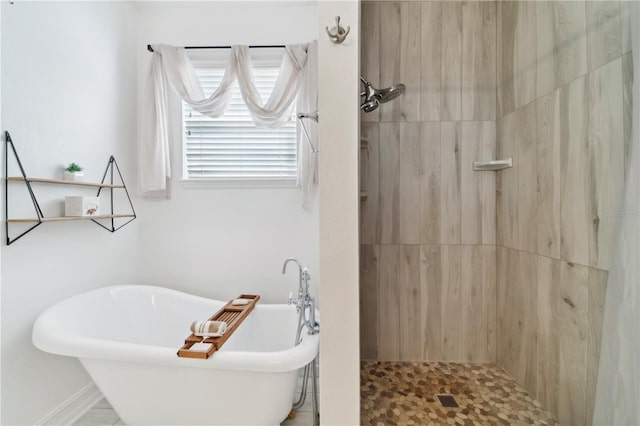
left=8, top=214, right=135, bottom=223
left=6, top=176, right=125, bottom=189
left=4, top=131, right=137, bottom=245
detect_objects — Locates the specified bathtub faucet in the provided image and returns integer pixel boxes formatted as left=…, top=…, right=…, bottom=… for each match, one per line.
left=282, top=257, right=319, bottom=339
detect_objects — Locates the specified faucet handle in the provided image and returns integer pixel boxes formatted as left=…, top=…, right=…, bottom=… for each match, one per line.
left=301, top=266, right=311, bottom=282
left=288, top=292, right=297, bottom=305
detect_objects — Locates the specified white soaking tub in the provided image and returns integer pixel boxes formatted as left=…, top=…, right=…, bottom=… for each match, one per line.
left=32, top=285, right=319, bottom=426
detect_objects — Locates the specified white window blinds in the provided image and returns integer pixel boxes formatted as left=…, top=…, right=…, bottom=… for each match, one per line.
left=182, top=51, right=297, bottom=181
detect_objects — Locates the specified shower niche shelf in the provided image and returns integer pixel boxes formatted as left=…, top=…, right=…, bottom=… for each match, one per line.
left=4, top=131, right=136, bottom=245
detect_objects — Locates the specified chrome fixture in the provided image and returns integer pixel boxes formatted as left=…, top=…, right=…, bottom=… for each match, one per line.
left=282, top=257, right=320, bottom=426
left=282, top=257, right=319, bottom=341
left=297, top=111, right=318, bottom=123
left=360, top=76, right=406, bottom=112
left=473, top=157, right=513, bottom=171
left=326, top=16, right=350, bottom=44
left=297, top=111, right=319, bottom=153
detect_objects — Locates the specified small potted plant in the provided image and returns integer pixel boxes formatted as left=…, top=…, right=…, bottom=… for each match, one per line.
left=64, top=162, right=84, bottom=181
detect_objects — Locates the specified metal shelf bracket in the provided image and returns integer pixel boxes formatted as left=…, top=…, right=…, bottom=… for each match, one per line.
left=4, top=131, right=137, bottom=245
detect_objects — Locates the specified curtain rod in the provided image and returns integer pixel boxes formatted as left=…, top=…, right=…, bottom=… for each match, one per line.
left=146, top=44, right=285, bottom=53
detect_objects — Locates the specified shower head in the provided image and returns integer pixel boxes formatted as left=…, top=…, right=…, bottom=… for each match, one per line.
left=377, top=84, right=406, bottom=103
left=360, top=77, right=406, bottom=112
left=361, top=99, right=380, bottom=113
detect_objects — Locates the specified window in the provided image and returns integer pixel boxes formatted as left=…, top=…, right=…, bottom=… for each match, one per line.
left=182, top=49, right=297, bottom=183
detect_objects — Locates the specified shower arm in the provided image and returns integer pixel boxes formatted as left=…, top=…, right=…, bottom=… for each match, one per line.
left=360, top=77, right=372, bottom=98
left=297, top=111, right=319, bottom=153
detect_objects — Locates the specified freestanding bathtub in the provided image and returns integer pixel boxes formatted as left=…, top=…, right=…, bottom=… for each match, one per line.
left=32, top=285, right=319, bottom=426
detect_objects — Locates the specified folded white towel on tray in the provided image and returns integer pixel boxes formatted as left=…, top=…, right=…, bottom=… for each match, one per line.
left=190, top=320, right=227, bottom=337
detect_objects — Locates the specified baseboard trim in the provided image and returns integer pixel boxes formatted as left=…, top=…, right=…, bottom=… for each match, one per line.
left=35, top=382, right=103, bottom=426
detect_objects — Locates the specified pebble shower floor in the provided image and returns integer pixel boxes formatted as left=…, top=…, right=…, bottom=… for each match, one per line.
left=361, top=362, right=559, bottom=426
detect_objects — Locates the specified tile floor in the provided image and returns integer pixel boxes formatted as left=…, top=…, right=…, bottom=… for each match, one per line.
left=361, top=362, right=559, bottom=426
left=74, top=362, right=557, bottom=425
left=73, top=391, right=316, bottom=426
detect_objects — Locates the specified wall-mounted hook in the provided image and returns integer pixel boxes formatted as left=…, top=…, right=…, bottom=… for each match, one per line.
left=325, top=16, right=350, bottom=44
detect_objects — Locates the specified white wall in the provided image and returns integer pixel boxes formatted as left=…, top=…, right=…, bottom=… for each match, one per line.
left=317, top=1, right=361, bottom=424
left=0, top=2, right=3, bottom=421
left=0, top=1, right=322, bottom=424
left=135, top=1, right=320, bottom=304
left=0, top=2, right=139, bottom=424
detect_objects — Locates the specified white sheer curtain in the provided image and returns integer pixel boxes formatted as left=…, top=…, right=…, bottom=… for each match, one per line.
left=140, top=43, right=317, bottom=198
left=593, top=2, right=640, bottom=424
left=234, top=44, right=309, bottom=128
left=296, top=41, right=318, bottom=209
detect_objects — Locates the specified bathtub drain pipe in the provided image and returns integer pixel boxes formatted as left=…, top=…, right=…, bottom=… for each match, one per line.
left=311, top=356, right=319, bottom=426
left=292, top=364, right=310, bottom=409
left=291, top=357, right=320, bottom=426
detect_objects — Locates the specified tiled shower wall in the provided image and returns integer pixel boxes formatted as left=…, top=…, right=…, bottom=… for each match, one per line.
left=495, top=2, right=632, bottom=425
left=359, top=1, right=498, bottom=362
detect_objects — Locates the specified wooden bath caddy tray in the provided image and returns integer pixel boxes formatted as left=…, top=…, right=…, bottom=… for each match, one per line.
left=177, top=294, right=260, bottom=359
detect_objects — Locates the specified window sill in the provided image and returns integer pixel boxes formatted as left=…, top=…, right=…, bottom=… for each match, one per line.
left=179, top=178, right=298, bottom=189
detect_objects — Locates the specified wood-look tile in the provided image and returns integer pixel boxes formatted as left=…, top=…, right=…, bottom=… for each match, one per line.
left=588, top=57, right=624, bottom=271
left=517, top=102, right=538, bottom=253
left=378, top=245, right=400, bottom=361
left=420, top=245, right=442, bottom=361
left=461, top=245, right=496, bottom=363
left=496, top=248, right=537, bottom=397
left=361, top=2, right=380, bottom=123
left=420, top=1, right=442, bottom=122
left=461, top=245, right=483, bottom=362
left=536, top=1, right=588, bottom=99
left=440, top=122, right=461, bottom=245
left=380, top=2, right=420, bottom=122
left=620, top=0, right=632, bottom=54
left=513, top=1, right=537, bottom=110
left=484, top=245, right=497, bottom=364
left=586, top=1, right=622, bottom=72
left=560, top=75, right=590, bottom=266
left=497, top=0, right=516, bottom=117
left=496, top=112, right=518, bottom=249
left=398, top=2, right=421, bottom=122
left=376, top=244, right=422, bottom=362
left=497, top=1, right=536, bottom=117
left=623, top=52, right=633, bottom=183
left=441, top=245, right=462, bottom=361
left=379, top=2, right=401, bottom=122
left=378, top=123, right=399, bottom=243
left=398, top=123, right=422, bottom=243
left=359, top=244, right=379, bottom=361
left=587, top=267, right=608, bottom=426
left=479, top=123, right=497, bottom=246
left=496, top=246, right=514, bottom=372
left=536, top=255, right=561, bottom=417
left=441, top=2, right=462, bottom=121
left=360, top=123, right=379, bottom=244
left=398, top=245, right=421, bottom=360
left=516, top=251, right=538, bottom=397
left=461, top=122, right=482, bottom=245
left=461, top=122, right=496, bottom=245
left=535, top=0, right=554, bottom=98
left=462, top=1, right=496, bottom=121
left=536, top=89, right=562, bottom=259
left=557, top=261, right=589, bottom=426
left=419, top=123, right=441, bottom=245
